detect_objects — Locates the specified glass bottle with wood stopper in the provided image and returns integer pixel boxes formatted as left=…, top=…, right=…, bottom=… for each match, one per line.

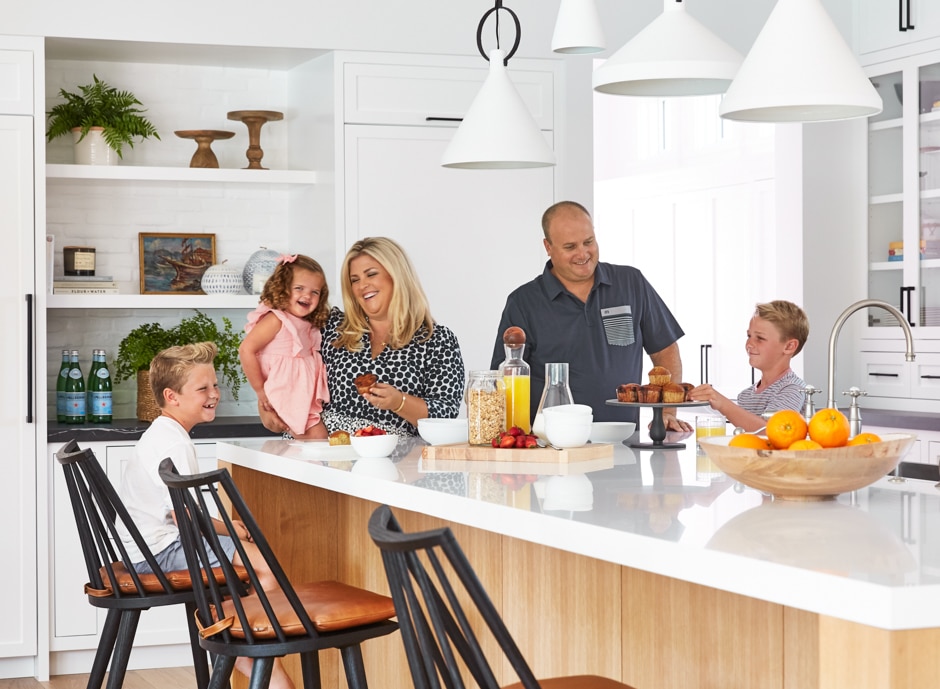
left=87, top=349, right=113, bottom=423
left=498, top=326, right=531, bottom=433
left=466, top=370, right=505, bottom=445
left=56, top=349, right=70, bottom=423
left=64, top=350, right=86, bottom=424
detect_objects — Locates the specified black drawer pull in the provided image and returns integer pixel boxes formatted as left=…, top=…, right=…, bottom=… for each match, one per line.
left=426, top=117, right=463, bottom=122
left=921, top=375, right=940, bottom=380
left=868, top=372, right=900, bottom=378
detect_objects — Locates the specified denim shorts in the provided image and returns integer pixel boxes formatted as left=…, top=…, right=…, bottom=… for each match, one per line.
left=134, top=535, right=238, bottom=574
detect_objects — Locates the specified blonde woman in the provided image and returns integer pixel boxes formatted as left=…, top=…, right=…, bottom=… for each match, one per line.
left=321, top=236, right=465, bottom=436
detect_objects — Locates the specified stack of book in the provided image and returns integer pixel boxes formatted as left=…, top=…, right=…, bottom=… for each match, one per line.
left=53, top=275, right=118, bottom=295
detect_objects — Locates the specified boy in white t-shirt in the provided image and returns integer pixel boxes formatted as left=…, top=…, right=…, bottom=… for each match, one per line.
left=120, top=341, right=294, bottom=689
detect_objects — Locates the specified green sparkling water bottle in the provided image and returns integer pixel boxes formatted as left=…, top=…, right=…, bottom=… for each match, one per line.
left=64, top=350, right=86, bottom=424
left=87, top=349, right=113, bottom=423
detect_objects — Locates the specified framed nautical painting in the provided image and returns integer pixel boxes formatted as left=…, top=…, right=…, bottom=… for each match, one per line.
left=138, top=232, right=216, bottom=295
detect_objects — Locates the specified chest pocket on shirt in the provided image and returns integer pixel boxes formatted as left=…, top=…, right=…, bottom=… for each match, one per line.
left=601, top=305, right=634, bottom=347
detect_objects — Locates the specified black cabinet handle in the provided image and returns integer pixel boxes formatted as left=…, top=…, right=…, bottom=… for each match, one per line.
left=25, top=294, right=33, bottom=424
left=921, top=375, right=940, bottom=380
left=425, top=117, right=463, bottom=122
left=900, top=0, right=915, bottom=30
left=699, top=344, right=711, bottom=385
left=869, top=372, right=900, bottom=378
left=900, top=286, right=915, bottom=327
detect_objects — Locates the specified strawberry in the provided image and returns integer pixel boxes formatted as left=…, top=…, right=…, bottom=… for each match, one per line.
left=491, top=437, right=499, bottom=447
left=508, top=426, right=524, bottom=437
left=499, top=434, right=516, bottom=448
left=514, top=435, right=526, bottom=448
left=523, top=436, right=539, bottom=449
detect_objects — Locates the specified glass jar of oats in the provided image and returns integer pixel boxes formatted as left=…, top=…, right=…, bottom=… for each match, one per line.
left=466, top=370, right=505, bottom=445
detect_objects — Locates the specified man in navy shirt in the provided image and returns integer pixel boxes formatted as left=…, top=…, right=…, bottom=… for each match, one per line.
left=490, top=201, right=691, bottom=430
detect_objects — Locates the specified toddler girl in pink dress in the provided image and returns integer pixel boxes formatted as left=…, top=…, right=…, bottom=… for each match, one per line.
left=239, top=254, right=331, bottom=439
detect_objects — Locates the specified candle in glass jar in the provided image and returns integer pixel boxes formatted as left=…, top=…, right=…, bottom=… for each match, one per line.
left=63, top=246, right=96, bottom=276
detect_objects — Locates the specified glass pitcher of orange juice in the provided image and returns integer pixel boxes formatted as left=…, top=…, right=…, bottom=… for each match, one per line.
left=499, top=326, right=531, bottom=433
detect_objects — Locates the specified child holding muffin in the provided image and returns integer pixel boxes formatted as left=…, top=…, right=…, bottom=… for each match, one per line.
left=687, top=300, right=809, bottom=432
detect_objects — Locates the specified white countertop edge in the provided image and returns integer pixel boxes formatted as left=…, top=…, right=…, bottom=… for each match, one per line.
left=217, top=441, right=940, bottom=630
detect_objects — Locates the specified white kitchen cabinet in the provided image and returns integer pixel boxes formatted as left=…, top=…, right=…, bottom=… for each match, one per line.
left=49, top=439, right=231, bottom=673
left=321, top=51, right=560, bottom=371
left=858, top=0, right=940, bottom=59
left=860, top=50, right=940, bottom=410
left=0, top=34, right=39, bottom=678
left=344, top=124, right=553, bottom=370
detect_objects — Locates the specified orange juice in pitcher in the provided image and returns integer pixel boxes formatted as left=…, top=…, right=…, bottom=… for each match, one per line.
left=499, top=326, right=531, bottom=433
left=504, top=374, right=531, bottom=432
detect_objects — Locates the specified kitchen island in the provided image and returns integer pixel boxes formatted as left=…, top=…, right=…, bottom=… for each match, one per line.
left=217, top=433, right=940, bottom=689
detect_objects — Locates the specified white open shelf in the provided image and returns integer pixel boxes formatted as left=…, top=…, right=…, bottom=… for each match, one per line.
left=46, top=163, right=321, bottom=185
left=46, top=293, right=259, bottom=309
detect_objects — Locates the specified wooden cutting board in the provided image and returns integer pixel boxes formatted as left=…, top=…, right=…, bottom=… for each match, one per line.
left=421, top=442, right=613, bottom=463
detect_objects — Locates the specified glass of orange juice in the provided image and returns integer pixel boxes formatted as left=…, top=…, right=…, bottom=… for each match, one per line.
left=695, top=415, right=726, bottom=449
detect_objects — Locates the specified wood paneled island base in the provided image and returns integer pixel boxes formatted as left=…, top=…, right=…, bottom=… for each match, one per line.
left=222, top=458, right=940, bottom=689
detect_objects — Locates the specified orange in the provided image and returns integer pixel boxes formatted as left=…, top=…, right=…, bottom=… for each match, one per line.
left=729, top=433, right=773, bottom=450
left=788, top=438, right=823, bottom=451
left=808, top=408, right=851, bottom=448
left=765, top=410, right=808, bottom=450
left=847, top=432, right=882, bottom=446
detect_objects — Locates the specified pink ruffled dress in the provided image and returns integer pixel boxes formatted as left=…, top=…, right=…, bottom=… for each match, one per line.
left=245, top=304, right=330, bottom=436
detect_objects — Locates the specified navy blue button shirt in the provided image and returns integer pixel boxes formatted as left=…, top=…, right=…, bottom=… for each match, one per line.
left=490, top=261, right=684, bottom=423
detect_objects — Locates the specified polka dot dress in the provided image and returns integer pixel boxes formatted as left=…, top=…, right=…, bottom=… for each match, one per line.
left=320, top=308, right=466, bottom=436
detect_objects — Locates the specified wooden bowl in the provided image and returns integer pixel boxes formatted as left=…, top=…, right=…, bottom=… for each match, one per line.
left=697, top=433, right=917, bottom=501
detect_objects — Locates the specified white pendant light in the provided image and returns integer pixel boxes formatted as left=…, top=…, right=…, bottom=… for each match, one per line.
left=442, top=49, right=555, bottom=169
left=552, top=0, right=605, bottom=54
left=592, top=0, right=743, bottom=97
left=442, top=2, right=555, bottom=169
left=719, top=0, right=882, bottom=122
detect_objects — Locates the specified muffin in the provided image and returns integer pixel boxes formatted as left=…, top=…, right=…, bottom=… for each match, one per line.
left=328, top=430, right=351, bottom=446
left=680, top=382, right=695, bottom=401
left=648, top=366, right=671, bottom=386
left=616, top=383, right=640, bottom=402
left=638, top=384, right=662, bottom=403
left=662, top=383, right=686, bottom=404
left=354, top=373, right=377, bottom=395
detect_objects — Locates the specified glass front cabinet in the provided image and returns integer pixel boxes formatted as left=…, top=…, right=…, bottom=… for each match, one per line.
left=863, top=53, right=940, bottom=407
left=868, top=57, right=940, bottom=331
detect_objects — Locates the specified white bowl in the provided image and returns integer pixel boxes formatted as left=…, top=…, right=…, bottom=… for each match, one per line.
left=543, top=404, right=593, bottom=417
left=350, top=433, right=399, bottom=458
left=417, top=418, right=468, bottom=445
left=545, top=419, right=592, bottom=449
left=589, top=422, right=636, bottom=444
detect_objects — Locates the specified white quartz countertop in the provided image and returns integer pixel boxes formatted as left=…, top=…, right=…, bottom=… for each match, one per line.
left=217, top=429, right=940, bottom=632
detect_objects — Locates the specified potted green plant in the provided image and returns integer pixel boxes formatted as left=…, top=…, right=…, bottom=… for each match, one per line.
left=114, top=311, right=246, bottom=421
left=45, top=74, right=160, bottom=163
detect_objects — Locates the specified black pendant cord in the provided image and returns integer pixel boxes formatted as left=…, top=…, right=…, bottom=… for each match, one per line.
left=475, top=0, right=521, bottom=66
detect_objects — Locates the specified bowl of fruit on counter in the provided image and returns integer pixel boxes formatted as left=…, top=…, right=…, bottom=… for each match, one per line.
left=698, top=409, right=916, bottom=501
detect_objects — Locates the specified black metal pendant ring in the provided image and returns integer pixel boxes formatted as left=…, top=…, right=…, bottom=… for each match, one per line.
left=475, top=0, right=521, bottom=66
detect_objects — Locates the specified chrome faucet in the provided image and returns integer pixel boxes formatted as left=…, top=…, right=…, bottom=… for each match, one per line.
left=826, top=299, right=915, bottom=410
